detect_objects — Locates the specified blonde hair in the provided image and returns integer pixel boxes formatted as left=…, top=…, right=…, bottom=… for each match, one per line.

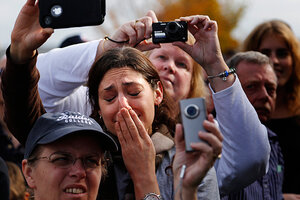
left=242, top=20, right=300, bottom=113
left=146, top=32, right=207, bottom=99
left=186, top=33, right=207, bottom=99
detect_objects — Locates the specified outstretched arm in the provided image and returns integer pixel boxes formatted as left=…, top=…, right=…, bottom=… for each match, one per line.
left=211, top=77, right=270, bottom=195
left=173, top=15, right=234, bottom=92
left=10, top=0, right=53, bottom=64
left=37, top=10, right=160, bottom=115
left=172, top=15, right=270, bottom=195
left=1, top=0, right=52, bottom=145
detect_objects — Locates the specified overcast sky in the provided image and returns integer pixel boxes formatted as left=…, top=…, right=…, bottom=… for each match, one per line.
left=1, top=0, right=300, bottom=53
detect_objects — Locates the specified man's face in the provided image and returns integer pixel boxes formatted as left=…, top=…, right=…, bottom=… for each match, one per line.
left=237, top=61, right=277, bottom=123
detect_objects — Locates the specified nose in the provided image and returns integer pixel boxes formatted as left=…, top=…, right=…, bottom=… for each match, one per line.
left=269, top=51, right=280, bottom=65
left=257, top=87, right=269, bottom=102
left=163, top=60, right=176, bottom=73
left=118, top=95, right=131, bottom=110
left=69, top=159, right=86, bottom=179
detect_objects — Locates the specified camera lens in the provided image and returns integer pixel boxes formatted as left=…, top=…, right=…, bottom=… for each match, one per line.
left=166, top=22, right=179, bottom=34
left=166, top=21, right=182, bottom=40
left=51, top=5, right=63, bottom=17
left=184, top=104, right=200, bottom=119
left=44, top=16, right=52, bottom=25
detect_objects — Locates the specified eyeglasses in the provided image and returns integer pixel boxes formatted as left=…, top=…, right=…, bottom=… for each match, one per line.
left=260, top=48, right=291, bottom=59
left=31, top=152, right=102, bottom=170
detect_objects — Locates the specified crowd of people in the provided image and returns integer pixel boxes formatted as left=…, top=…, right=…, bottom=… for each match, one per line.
left=0, top=0, right=299, bottom=199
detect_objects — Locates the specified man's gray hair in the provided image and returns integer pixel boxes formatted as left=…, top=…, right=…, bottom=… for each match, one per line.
left=226, top=51, right=272, bottom=70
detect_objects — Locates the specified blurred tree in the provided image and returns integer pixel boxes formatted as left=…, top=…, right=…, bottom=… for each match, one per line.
left=156, top=0, right=247, bottom=53
left=94, top=0, right=159, bottom=37
left=95, top=0, right=246, bottom=54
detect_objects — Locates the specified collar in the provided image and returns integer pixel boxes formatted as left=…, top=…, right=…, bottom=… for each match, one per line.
left=151, top=125, right=174, bottom=154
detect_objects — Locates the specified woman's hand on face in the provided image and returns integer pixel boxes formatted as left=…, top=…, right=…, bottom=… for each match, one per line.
left=173, top=114, right=223, bottom=196
left=115, top=107, right=160, bottom=199
left=172, top=15, right=226, bottom=75
left=102, top=10, right=161, bottom=52
left=115, top=108, right=156, bottom=178
left=10, top=0, right=53, bottom=64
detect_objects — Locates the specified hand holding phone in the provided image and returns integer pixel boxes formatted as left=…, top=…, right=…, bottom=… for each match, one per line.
left=179, top=97, right=207, bottom=152
left=39, top=0, right=106, bottom=29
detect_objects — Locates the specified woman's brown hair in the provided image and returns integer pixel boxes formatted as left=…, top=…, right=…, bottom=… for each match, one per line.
left=87, top=47, right=177, bottom=136
left=242, top=20, right=300, bottom=112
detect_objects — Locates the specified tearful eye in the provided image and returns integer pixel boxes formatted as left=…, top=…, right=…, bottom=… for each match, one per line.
left=105, top=96, right=116, bottom=102
left=129, top=92, right=140, bottom=96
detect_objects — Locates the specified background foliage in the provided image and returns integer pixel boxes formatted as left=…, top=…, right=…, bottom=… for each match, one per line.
left=156, top=0, right=246, bottom=53
left=96, top=0, right=246, bottom=54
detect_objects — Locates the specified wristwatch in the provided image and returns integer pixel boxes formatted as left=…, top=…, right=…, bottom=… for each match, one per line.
left=143, top=193, right=162, bottom=200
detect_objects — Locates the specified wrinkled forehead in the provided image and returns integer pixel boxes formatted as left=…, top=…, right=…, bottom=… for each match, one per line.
left=238, top=62, right=277, bottom=83
left=99, top=67, right=147, bottom=88
left=152, top=43, right=192, bottom=58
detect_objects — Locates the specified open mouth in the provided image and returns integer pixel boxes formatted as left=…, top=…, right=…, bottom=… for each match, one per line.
left=64, top=187, right=86, bottom=194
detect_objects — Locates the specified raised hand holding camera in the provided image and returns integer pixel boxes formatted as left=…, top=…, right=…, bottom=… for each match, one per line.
left=39, top=0, right=106, bottom=28
left=10, top=0, right=53, bottom=64
left=152, top=21, right=188, bottom=43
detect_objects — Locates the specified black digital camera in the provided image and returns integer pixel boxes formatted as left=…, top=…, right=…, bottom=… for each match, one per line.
left=152, top=21, right=188, bottom=44
left=39, top=0, right=106, bottom=29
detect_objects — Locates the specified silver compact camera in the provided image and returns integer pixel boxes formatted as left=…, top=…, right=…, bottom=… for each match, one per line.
left=152, top=21, right=188, bottom=44
left=179, top=97, right=207, bottom=152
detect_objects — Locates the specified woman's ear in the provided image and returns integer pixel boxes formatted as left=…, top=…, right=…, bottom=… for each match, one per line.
left=154, top=81, right=163, bottom=105
left=22, top=160, right=36, bottom=189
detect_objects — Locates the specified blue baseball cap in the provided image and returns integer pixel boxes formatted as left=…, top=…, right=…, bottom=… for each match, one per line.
left=24, top=111, right=118, bottom=158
